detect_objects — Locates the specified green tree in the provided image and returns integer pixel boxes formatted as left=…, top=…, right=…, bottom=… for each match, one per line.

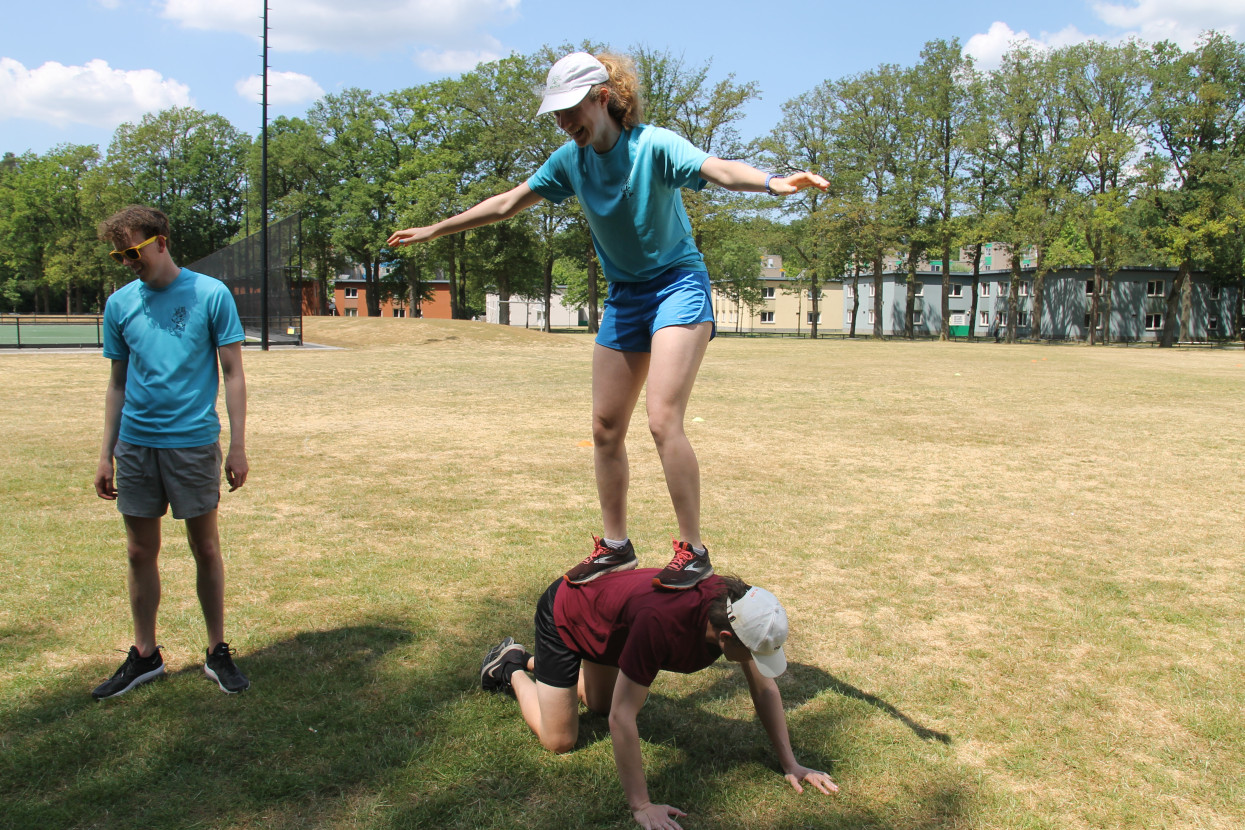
left=107, top=107, right=250, bottom=263
left=1141, top=33, right=1245, bottom=347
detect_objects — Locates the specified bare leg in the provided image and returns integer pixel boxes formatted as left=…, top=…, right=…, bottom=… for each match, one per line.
left=512, top=672, right=581, bottom=754
left=592, top=344, right=650, bottom=540
left=645, top=322, right=712, bottom=547
left=124, top=515, right=162, bottom=657
left=184, top=509, right=226, bottom=649
left=579, top=660, right=620, bottom=715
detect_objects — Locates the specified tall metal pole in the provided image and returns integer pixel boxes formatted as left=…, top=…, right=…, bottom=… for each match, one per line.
left=260, top=1, right=270, bottom=350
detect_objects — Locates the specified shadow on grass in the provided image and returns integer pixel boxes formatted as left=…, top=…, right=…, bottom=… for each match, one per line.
left=2, top=601, right=967, bottom=830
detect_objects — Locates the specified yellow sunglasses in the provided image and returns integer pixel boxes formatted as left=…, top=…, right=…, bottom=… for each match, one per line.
left=109, top=235, right=162, bottom=264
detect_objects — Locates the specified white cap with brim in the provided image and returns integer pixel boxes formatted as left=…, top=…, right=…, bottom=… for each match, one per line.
left=536, top=52, right=609, bottom=116
left=727, top=585, right=789, bottom=678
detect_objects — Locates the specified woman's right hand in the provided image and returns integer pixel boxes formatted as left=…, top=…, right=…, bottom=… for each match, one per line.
left=387, top=226, right=435, bottom=247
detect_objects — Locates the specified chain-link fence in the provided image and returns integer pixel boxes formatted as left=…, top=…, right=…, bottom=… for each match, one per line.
left=188, top=213, right=303, bottom=346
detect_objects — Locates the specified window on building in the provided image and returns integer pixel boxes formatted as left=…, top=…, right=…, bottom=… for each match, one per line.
left=1085, top=280, right=1095, bottom=297
left=1145, top=313, right=1163, bottom=330
left=805, top=290, right=824, bottom=300
left=766, top=257, right=775, bottom=268
left=867, top=310, right=876, bottom=325
left=930, top=262, right=941, bottom=273
left=949, top=284, right=963, bottom=297
left=913, top=283, right=925, bottom=297
left=1000, top=312, right=1009, bottom=326
left=1083, top=312, right=1102, bottom=329
left=1018, top=311, right=1030, bottom=327
left=844, top=285, right=854, bottom=300
left=807, top=312, right=821, bottom=325
left=1209, top=316, right=1220, bottom=332
left=1019, top=282, right=1030, bottom=297
left=912, top=311, right=923, bottom=326
left=392, top=308, right=406, bottom=318
left=344, top=287, right=358, bottom=299
left=979, top=283, right=990, bottom=297
left=1210, top=285, right=1222, bottom=300
left=951, top=313, right=966, bottom=326
left=868, top=283, right=876, bottom=297
left=345, top=307, right=358, bottom=317
left=760, top=311, right=774, bottom=324
left=1147, top=280, right=1164, bottom=297
left=762, top=287, right=775, bottom=299
left=979, top=311, right=989, bottom=326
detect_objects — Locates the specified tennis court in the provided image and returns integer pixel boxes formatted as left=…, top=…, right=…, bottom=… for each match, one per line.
left=0, top=315, right=104, bottom=348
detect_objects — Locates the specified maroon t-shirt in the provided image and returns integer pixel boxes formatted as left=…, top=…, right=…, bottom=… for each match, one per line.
left=553, top=568, right=724, bottom=687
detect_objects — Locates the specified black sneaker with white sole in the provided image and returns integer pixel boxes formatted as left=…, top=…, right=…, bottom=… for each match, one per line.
left=480, top=637, right=529, bottom=695
left=205, top=642, right=250, bottom=693
left=92, top=646, right=166, bottom=700
left=564, top=536, right=638, bottom=585
left=653, top=539, right=714, bottom=590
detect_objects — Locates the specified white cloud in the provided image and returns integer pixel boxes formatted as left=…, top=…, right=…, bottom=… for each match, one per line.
left=1093, top=0, right=1242, bottom=47
left=965, top=22, right=1102, bottom=70
left=0, top=58, right=192, bottom=128
left=414, top=46, right=503, bottom=73
left=161, top=0, right=520, bottom=54
left=235, top=71, right=325, bottom=106
left=967, top=2, right=1245, bottom=69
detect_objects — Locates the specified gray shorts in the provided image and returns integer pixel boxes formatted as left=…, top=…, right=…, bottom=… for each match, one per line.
left=114, top=440, right=222, bottom=520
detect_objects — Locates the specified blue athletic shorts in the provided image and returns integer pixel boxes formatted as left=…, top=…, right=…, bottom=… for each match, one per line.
left=596, top=268, right=716, bottom=353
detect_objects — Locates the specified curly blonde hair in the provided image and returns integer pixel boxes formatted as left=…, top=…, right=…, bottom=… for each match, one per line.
left=592, top=52, right=645, bottom=130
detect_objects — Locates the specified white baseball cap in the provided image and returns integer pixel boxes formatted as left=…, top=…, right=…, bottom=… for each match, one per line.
left=536, top=52, right=609, bottom=116
left=727, top=586, right=789, bottom=678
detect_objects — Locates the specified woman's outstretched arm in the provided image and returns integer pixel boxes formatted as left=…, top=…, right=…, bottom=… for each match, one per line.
left=387, top=183, right=544, bottom=247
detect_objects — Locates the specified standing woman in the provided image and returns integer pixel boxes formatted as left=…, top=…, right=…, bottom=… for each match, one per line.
left=388, top=52, right=828, bottom=590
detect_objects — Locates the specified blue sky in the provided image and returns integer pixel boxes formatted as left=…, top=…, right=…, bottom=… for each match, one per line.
left=2, top=0, right=1242, bottom=156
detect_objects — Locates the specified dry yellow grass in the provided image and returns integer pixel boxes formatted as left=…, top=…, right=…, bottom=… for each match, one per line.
left=1, top=317, right=1242, bottom=829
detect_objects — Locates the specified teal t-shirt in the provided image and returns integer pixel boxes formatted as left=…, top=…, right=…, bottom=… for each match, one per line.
left=527, top=124, right=712, bottom=283
left=102, top=268, right=245, bottom=448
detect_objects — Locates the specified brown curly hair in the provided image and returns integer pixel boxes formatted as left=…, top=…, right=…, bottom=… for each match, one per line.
left=707, top=575, right=751, bottom=637
left=592, top=52, right=645, bottom=130
left=97, top=205, right=172, bottom=250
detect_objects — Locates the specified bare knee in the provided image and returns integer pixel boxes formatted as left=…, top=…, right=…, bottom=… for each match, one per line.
left=126, top=540, right=159, bottom=568
left=646, top=409, right=684, bottom=450
left=593, top=413, right=627, bottom=452
left=539, top=733, right=577, bottom=755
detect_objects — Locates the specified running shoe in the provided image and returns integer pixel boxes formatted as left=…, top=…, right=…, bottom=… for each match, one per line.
left=92, top=646, right=165, bottom=700
left=564, top=536, right=638, bottom=585
left=205, top=642, right=250, bottom=693
left=653, top=539, right=714, bottom=590
left=480, top=637, right=529, bottom=695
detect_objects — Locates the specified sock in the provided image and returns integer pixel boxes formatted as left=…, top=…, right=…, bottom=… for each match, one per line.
left=502, top=659, right=526, bottom=685
left=692, top=545, right=707, bottom=555
left=604, top=537, right=629, bottom=549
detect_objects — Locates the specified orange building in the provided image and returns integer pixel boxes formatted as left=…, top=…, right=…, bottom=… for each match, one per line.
left=332, top=277, right=453, bottom=318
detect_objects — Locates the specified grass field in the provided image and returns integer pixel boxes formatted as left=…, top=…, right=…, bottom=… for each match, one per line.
left=2, top=317, right=1242, bottom=830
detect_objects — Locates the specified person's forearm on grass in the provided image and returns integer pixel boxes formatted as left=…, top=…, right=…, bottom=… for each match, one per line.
left=743, top=662, right=839, bottom=795
left=609, top=674, right=687, bottom=829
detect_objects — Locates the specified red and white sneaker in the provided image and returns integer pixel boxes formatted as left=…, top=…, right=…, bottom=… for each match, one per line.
left=564, top=536, right=638, bottom=585
left=653, top=539, right=713, bottom=590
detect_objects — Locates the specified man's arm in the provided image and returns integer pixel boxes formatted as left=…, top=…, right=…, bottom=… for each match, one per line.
left=95, top=359, right=128, bottom=500
left=217, top=342, right=248, bottom=491
left=740, top=660, right=839, bottom=795
left=609, top=673, right=688, bottom=830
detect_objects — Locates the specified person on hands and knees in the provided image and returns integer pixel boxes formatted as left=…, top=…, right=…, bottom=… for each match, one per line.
left=92, top=205, right=251, bottom=699
left=390, top=52, right=830, bottom=589
left=479, top=568, right=838, bottom=828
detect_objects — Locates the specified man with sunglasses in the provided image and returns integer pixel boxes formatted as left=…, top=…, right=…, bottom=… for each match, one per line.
left=92, top=205, right=251, bottom=699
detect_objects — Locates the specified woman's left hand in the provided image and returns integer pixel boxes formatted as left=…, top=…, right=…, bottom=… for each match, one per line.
left=775, top=171, right=830, bottom=195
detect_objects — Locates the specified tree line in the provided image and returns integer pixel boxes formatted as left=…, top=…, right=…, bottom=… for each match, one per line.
left=3, top=35, right=1242, bottom=346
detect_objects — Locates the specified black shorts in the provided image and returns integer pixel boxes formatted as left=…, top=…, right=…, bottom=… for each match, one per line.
left=533, top=578, right=581, bottom=689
